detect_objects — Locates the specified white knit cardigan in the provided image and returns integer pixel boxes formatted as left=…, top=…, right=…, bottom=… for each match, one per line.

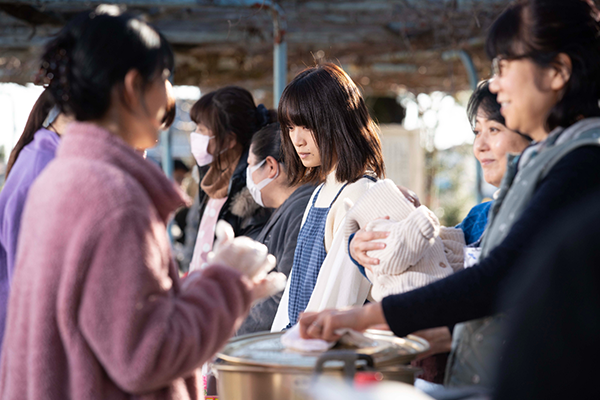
left=344, top=179, right=466, bottom=301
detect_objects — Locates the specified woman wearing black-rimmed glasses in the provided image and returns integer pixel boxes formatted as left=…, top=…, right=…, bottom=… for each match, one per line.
left=300, top=0, right=600, bottom=389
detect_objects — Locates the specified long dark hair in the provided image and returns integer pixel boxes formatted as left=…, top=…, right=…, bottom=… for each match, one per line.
left=278, top=63, right=385, bottom=185
left=40, top=5, right=174, bottom=122
left=486, top=0, right=600, bottom=131
left=5, top=89, right=55, bottom=179
left=190, top=86, right=273, bottom=169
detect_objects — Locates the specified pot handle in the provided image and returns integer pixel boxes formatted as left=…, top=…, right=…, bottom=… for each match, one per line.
left=314, top=351, right=375, bottom=380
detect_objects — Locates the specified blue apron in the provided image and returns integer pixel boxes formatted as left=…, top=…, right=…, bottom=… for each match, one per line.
left=286, top=182, right=349, bottom=327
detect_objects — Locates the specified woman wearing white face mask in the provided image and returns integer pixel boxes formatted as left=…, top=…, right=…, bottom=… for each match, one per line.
left=184, top=86, right=274, bottom=272
left=237, top=123, right=316, bottom=334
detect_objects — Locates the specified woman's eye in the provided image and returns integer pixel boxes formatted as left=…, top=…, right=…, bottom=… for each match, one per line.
left=473, top=130, right=480, bottom=136
left=490, top=127, right=499, bottom=133
left=499, top=60, right=508, bottom=75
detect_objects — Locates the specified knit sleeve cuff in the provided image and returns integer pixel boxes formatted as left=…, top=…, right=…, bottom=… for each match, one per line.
left=410, top=206, right=440, bottom=240
left=439, top=226, right=466, bottom=243
left=381, top=294, right=408, bottom=337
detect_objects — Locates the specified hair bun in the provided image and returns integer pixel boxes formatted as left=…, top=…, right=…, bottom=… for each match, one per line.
left=38, top=7, right=174, bottom=122
left=256, top=104, right=270, bottom=128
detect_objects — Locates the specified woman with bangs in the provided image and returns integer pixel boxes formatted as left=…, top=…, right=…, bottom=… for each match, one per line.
left=0, top=8, right=279, bottom=399
left=271, top=63, right=386, bottom=331
left=299, top=0, right=600, bottom=389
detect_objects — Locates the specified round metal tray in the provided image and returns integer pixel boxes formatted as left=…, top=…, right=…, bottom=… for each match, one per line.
left=216, top=330, right=429, bottom=371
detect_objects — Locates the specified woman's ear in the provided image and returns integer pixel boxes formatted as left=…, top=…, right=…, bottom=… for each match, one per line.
left=265, top=156, right=279, bottom=179
left=550, top=53, right=572, bottom=92
left=225, top=132, right=238, bottom=150
left=122, top=69, right=143, bottom=111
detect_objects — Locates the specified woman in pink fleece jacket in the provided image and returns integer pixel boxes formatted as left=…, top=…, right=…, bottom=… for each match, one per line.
left=0, top=7, right=279, bottom=400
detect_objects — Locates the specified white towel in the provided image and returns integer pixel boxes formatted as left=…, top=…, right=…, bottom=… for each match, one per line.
left=280, top=325, right=335, bottom=352
left=280, top=325, right=376, bottom=352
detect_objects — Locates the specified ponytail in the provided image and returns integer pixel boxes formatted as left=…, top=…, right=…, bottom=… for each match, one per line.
left=40, top=6, right=174, bottom=122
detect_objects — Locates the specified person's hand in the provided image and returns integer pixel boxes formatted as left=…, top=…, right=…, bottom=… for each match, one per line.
left=370, top=323, right=392, bottom=331
left=207, top=221, right=286, bottom=301
left=349, top=222, right=390, bottom=271
left=207, top=221, right=272, bottom=278
left=242, top=273, right=287, bottom=304
left=397, top=185, right=421, bottom=207
left=411, top=327, right=452, bottom=360
left=231, top=273, right=285, bottom=331
left=298, top=302, right=386, bottom=342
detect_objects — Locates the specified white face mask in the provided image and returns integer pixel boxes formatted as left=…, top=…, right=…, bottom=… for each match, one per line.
left=190, top=132, right=214, bottom=166
left=246, top=159, right=279, bottom=207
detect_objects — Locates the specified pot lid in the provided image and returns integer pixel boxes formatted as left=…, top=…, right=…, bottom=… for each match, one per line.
left=216, top=330, right=429, bottom=370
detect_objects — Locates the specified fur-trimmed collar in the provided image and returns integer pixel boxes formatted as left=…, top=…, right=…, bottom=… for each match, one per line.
left=230, top=187, right=261, bottom=218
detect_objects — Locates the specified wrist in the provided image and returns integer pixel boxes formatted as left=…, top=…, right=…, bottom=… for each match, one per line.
left=359, top=302, right=385, bottom=329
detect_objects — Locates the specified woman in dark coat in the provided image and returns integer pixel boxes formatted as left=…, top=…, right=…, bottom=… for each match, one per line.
left=299, top=0, right=600, bottom=389
left=237, top=123, right=315, bottom=334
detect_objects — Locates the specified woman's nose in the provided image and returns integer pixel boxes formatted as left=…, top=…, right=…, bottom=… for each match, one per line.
left=290, top=129, right=304, bottom=146
left=474, top=131, right=489, bottom=152
left=488, top=77, right=500, bottom=94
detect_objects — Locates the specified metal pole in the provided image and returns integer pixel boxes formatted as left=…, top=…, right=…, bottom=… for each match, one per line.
left=161, top=127, right=173, bottom=180
left=161, top=126, right=174, bottom=242
left=441, top=49, right=478, bottom=91
left=270, top=2, right=287, bottom=107
left=273, top=40, right=287, bottom=107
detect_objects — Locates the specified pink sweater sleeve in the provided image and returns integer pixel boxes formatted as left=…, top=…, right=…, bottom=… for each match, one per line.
left=76, top=207, right=251, bottom=394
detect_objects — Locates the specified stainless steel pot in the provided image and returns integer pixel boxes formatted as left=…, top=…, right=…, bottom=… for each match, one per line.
left=212, top=330, right=429, bottom=400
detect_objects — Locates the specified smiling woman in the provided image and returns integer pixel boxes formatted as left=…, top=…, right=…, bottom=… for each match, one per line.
left=341, top=80, right=531, bottom=386
left=468, top=80, right=531, bottom=188
left=298, top=0, right=600, bottom=392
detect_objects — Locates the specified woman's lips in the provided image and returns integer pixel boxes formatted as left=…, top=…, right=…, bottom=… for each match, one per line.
left=480, top=158, right=495, bottom=166
left=298, top=152, right=310, bottom=159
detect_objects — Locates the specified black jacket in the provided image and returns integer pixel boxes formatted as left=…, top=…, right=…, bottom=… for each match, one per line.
left=236, top=184, right=316, bottom=335
left=180, top=149, right=272, bottom=272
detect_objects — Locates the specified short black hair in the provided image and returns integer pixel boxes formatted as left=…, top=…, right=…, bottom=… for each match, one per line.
left=278, top=63, right=385, bottom=185
left=251, top=123, right=284, bottom=164
left=486, top=0, right=600, bottom=131
left=467, top=80, right=505, bottom=128
left=41, top=6, right=174, bottom=122
left=468, top=80, right=532, bottom=141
